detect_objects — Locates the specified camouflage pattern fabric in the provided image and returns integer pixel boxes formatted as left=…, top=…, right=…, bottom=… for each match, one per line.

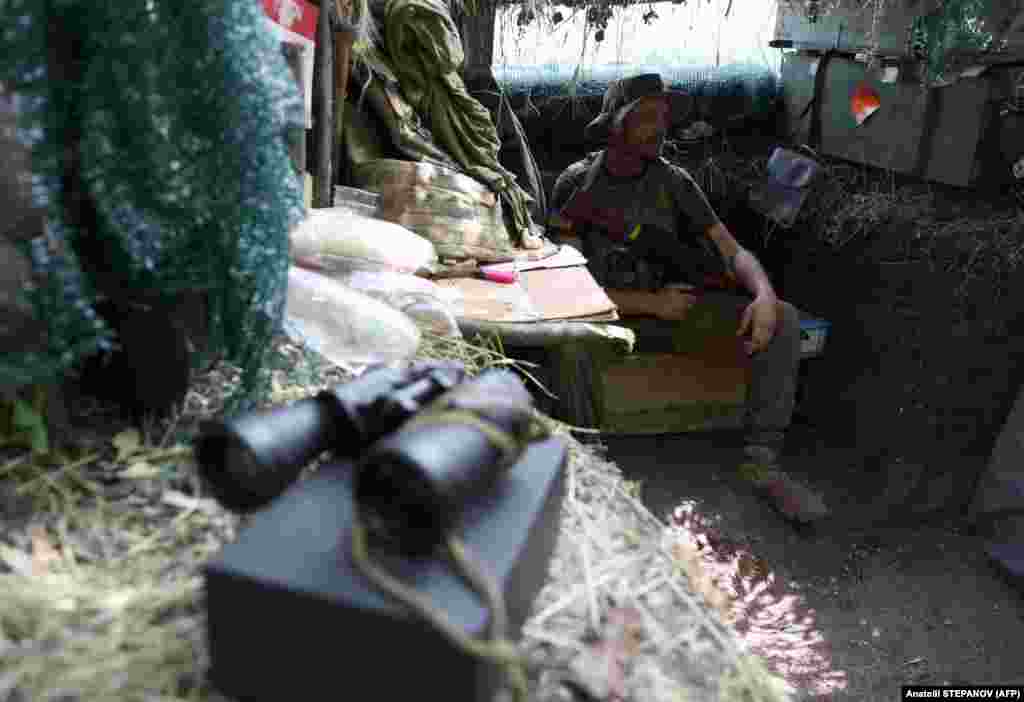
left=466, top=71, right=548, bottom=226
left=380, top=0, right=543, bottom=251
left=347, top=50, right=463, bottom=172
left=353, top=158, right=513, bottom=262
left=346, top=50, right=557, bottom=261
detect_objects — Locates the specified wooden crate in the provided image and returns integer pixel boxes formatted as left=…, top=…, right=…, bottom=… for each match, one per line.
left=598, top=351, right=748, bottom=435
left=593, top=312, right=829, bottom=435
left=780, top=52, right=1000, bottom=187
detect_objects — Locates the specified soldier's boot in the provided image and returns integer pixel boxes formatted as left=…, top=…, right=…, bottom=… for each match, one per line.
left=739, top=430, right=830, bottom=525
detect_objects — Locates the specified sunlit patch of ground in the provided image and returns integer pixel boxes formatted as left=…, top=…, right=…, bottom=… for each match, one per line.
left=668, top=500, right=847, bottom=699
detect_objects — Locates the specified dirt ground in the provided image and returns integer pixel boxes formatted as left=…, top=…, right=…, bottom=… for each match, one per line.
left=531, top=126, right=1024, bottom=698
left=597, top=428, right=1024, bottom=701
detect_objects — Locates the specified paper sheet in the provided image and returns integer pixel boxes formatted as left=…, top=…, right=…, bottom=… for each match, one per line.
left=481, top=244, right=587, bottom=274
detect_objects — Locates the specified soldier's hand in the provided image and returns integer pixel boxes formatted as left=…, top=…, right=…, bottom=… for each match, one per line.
left=738, top=294, right=779, bottom=355
left=654, top=284, right=699, bottom=321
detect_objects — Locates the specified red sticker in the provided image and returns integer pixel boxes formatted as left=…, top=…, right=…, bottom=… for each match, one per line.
left=263, top=0, right=318, bottom=41
left=851, top=83, right=881, bottom=126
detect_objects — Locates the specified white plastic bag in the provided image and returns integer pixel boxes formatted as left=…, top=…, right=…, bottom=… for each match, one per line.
left=284, top=266, right=421, bottom=366
left=290, top=207, right=437, bottom=274
left=334, top=270, right=463, bottom=338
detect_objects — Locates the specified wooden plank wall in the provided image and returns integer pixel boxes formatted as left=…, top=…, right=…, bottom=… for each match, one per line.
left=781, top=52, right=998, bottom=186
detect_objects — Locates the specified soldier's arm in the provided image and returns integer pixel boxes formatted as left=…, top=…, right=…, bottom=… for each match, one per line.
left=549, top=168, right=578, bottom=213
left=666, top=164, right=776, bottom=300
left=548, top=167, right=585, bottom=245
left=706, top=222, right=776, bottom=300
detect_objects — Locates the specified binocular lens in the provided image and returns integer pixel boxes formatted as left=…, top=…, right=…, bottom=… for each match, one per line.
left=194, top=363, right=534, bottom=554
left=195, top=396, right=339, bottom=512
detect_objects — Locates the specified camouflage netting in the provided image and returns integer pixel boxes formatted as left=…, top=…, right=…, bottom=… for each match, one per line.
left=781, top=0, right=1009, bottom=86
left=0, top=0, right=306, bottom=405
left=494, top=63, right=781, bottom=120
left=909, top=0, right=1006, bottom=84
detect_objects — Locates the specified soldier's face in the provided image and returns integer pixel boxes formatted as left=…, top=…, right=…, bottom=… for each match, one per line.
left=623, top=96, right=669, bottom=147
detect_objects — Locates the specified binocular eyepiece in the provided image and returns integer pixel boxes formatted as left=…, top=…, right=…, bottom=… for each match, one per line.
left=195, top=361, right=538, bottom=556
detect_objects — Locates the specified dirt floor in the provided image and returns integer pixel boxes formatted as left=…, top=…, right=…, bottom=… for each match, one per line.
left=596, top=427, right=1024, bottom=701
left=530, top=131, right=1024, bottom=698
left=528, top=125, right=1024, bottom=698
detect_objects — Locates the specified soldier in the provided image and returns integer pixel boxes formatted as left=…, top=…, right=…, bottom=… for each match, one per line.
left=550, top=74, right=827, bottom=524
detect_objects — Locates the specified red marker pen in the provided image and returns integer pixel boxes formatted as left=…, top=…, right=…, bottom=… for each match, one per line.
left=478, top=265, right=518, bottom=284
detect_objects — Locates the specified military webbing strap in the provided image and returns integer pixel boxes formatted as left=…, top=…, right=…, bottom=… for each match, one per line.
left=348, top=408, right=553, bottom=702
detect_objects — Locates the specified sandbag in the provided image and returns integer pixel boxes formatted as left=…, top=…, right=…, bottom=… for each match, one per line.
left=285, top=266, right=421, bottom=366
left=333, top=269, right=463, bottom=338
left=289, top=207, right=437, bottom=274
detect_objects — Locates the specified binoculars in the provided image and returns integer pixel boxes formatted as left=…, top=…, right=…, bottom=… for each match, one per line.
left=195, top=360, right=538, bottom=556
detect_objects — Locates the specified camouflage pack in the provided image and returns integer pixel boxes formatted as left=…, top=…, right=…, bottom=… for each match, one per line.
left=353, top=158, right=555, bottom=263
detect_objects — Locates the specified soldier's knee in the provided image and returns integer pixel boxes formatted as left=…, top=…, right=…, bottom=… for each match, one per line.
left=777, top=300, right=800, bottom=340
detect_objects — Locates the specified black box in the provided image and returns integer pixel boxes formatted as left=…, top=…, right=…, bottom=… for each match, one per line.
left=204, top=437, right=568, bottom=701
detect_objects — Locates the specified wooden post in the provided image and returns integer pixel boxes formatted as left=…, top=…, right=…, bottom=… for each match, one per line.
left=333, top=0, right=356, bottom=198
left=314, top=2, right=334, bottom=208
left=281, top=42, right=307, bottom=177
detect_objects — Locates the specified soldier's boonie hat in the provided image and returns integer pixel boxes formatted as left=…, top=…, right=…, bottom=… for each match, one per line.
left=584, top=73, right=694, bottom=142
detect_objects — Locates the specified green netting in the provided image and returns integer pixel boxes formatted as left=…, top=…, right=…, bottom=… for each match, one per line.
left=910, top=0, right=1002, bottom=84
left=0, top=0, right=306, bottom=408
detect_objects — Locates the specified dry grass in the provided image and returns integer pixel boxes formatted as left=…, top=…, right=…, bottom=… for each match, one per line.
left=667, top=136, right=1024, bottom=314
left=520, top=442, right=793, bottom=702
left=0, top=325, right=792, bottom=702
left=0, top=334, right=348, bottom=702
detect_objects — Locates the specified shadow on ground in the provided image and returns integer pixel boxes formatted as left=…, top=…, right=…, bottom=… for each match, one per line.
left=595, top=429, right=1024, bottom=701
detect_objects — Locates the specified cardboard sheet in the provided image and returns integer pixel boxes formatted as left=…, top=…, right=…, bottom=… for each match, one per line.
left=519, top=266, right=617, bottom=321
left=436, top=264, right=617, bottom=323
left=435, top=277, right=542, bottom=323
left=566, top=309, right=620, bottom=322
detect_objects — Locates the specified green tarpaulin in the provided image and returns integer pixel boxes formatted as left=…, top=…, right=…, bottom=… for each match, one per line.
left=352, top=0, right=540, bottom=251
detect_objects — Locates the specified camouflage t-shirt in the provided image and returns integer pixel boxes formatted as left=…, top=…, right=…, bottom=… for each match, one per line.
left=550, top=152, right=727, bottom=289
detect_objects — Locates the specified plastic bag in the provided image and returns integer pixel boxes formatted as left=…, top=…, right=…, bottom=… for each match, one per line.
left=289, top=207, right=437, bottom=274
left=284, top=266, right=421, bottom=366
left=333, top=270, right=463, bottom=338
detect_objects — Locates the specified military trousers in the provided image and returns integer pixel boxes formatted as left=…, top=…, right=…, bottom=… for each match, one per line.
left=663, top=290, right=803, bottom=449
